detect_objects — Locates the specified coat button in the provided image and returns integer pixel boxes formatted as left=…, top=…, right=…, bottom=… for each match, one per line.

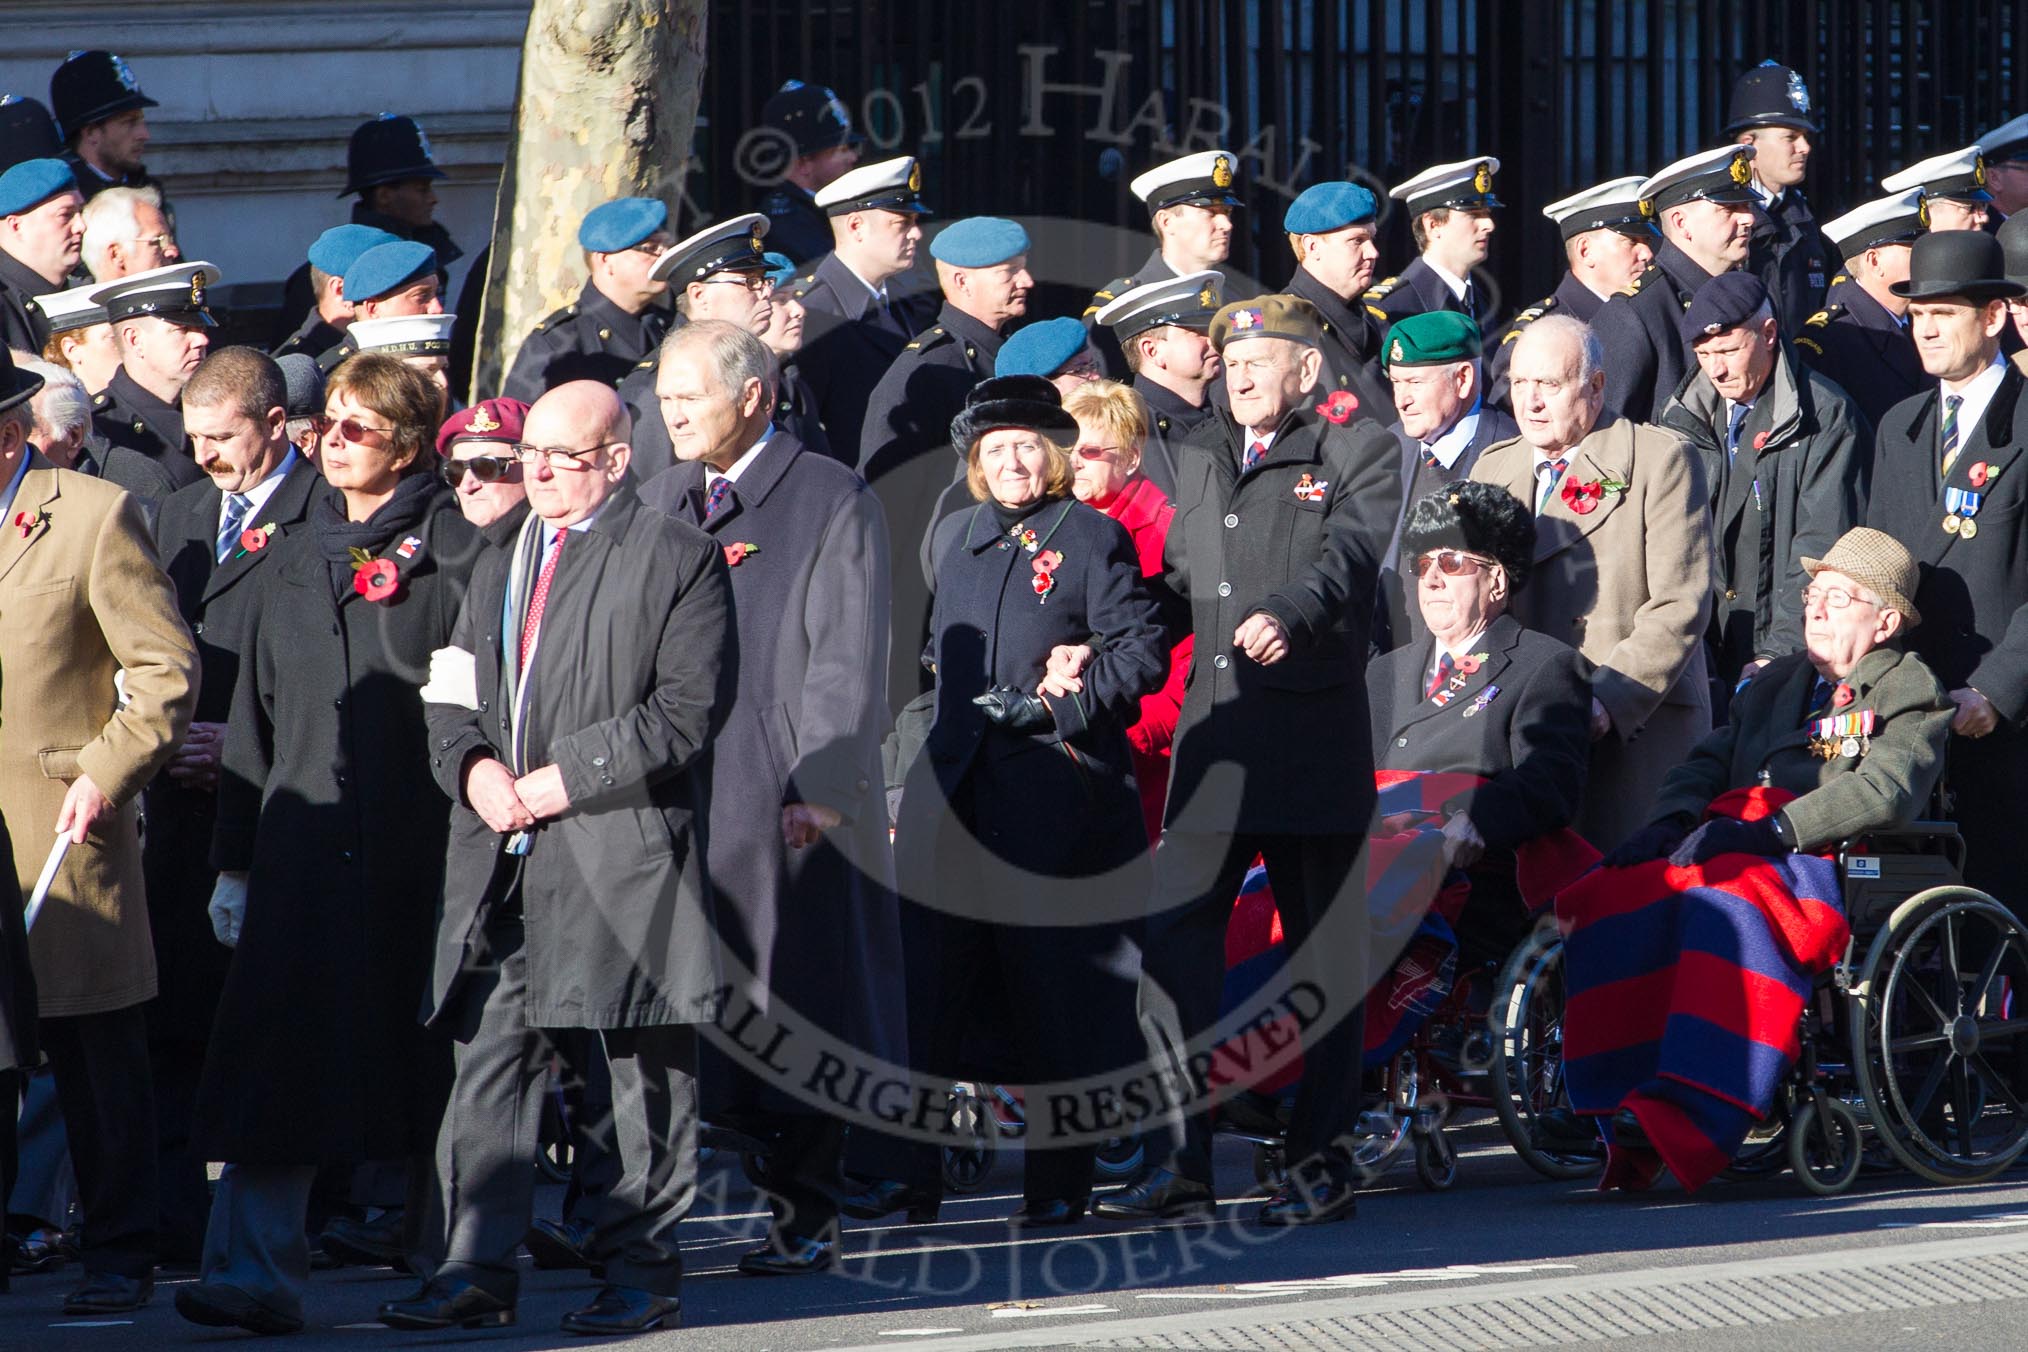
left=1213, top=654, right=1229, bottom=670
left=592, top=755, right=607, bottom=767
left=438, top=738, right=451, bottom=749
left=1396, top=736, right=1408, bottom=747
left=1724, top=588, right=1738, bottom=600
left=341, top=849, right=353, bottom=861
left=1217, top=582, right=1232, bottom=597
left=998, top=540, right=1010, bottom=550
left=1224, top=513, right=1239, bottom=528
left=333, top=697, right=344, bottom=709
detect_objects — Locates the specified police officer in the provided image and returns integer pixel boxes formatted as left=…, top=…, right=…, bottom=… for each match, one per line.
left=1726, top=59, right=1832, bottom=337
left=501, top=197, right=674, bottom=403
left=87, top=261, right=220, bottom=492
left=1365, top=157, right=1502, bottom=330
left=0, top=158, right=84, bottom=353
left=317, top=239, right=443, bottom=372
left=1487, top=177, right=1655, bottom=406
left=753, top=80, right=864, bottom=265
left=1282, top=181, right=1393, bottom=424
left=793, top=155, right=935, bottom=468
left=272, top=224, right=399, bottom=363
left=1883, top=145, right=1995, bottom=233
left=1796, top=189, right=1928, bottom=428
left=0, top=94, right=64, bottom=175
left=49, top=50, right=159, bottom=203
left=1096, top=271, right=1223, bottom=499
left=1593, top=145, right=1758, bottom=421
left=1084, top=149, right=1242, bottom=372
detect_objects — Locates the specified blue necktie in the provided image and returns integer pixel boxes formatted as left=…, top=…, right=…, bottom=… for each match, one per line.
left=704, top=477, right=732, bottom=519
left=217, top=492, right=251, bottom=562
left=1726, top=403, right=1749, bottom=462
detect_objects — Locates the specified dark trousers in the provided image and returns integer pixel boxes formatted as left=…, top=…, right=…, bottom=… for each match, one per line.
left=0, top=1067, right=19, bottom=1280
left=1137, top=831, right=1368, bottom=1189
left=42, top=1005, right=158, bottom=1276
left=708, top=1053, right=847, bottom=1242
left=555, top=1029, right=622, bottom=1223
left=149, top=1035, right=210, bottom=1261
left=435, top=917, right=698, bottom=1301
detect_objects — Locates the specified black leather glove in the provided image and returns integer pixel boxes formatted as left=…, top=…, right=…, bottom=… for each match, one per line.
left=1668, top=815, right=1785, bottom=868
left=972, top=685, right=1055, bottom=732
left=1600, top=819, right=1690, bottom=869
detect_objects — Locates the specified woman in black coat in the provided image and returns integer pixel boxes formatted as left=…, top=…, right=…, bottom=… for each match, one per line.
left=861, top=377, right=1165, bottom=1228
left=1364, top=482, right=1592, bottom=975
left=185, top=356, right=483, bottom=1330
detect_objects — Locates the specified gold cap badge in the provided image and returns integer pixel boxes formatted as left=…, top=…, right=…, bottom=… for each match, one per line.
left=1729, top=151, right=1752, bottom=186
left=1473, top=161, right=1492, bottom=194
left=1975, top=154, right=1989, bottom=187
left=907, top=161, right=922, bottom=193
left=467, top=404, right=500, bottom=433
left=1212, top=154, right=1233, bottom=189
left=1390, top=338, right=1404, bottom=363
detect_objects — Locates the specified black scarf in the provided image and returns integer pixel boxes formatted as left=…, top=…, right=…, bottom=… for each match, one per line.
left=316, top=472, right=442, bottom=598
left=991, top=492, right=1060, bottom=534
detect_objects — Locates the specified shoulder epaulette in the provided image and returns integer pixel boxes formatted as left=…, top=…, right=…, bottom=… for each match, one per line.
left=1794, top=335, right=1823, bottom=356
left=1362, top=276, right=1402, bottom=302
left=532, top=302, right=577, bottom=335
left=1804, top=307, right=1837, bottom=329
left=1500, top=298, right=1556, bottom=344
left=1615, top=269, right=1652, bottom=298
left=1364, top=304, right=1389, bottom=321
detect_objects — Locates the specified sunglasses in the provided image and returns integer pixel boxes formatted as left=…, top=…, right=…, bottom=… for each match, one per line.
left=311, top=414, right=395, bottom=443
left=442, top=455, right=521, bottom=487
left=1412, top=549, right=1498, bottom=579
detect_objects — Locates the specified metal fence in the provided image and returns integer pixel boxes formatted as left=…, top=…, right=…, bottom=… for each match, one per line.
left=690, top=0, right=2028, bottom=312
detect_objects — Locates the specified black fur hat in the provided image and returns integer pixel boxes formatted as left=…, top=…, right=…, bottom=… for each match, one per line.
left=1399, top=481, right=1536, bottom=591
left=948, top=374, right=1079, bottom=455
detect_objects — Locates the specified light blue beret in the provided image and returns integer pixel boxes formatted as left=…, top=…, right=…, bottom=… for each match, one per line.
left=1283, top=181, right=1380, bottom=235
left=0, top=157, right=76, bottom=217
left=762, top=250, right=797, bottom=287
left=578, top=197, right=668, bottom=253
left=929, top=216, right=1030, bottom=268
left=995, top=317, right=1090, bottom=379
left=342, top=239, right=438, bottom=303
left=307, top=224, right=400, bottom=277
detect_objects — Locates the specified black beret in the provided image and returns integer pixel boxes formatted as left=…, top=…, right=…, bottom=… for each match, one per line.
left=948, top=374, right=1079, bottom=456
left=1400, top=481, right=1536, bottom=592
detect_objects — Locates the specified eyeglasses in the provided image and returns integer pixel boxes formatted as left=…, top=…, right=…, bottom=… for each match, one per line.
left=627, top=238, right=675, bottom=257
left=511, top=441, right=620, bottom=470
left=1056, top=356, right=1103, bottom=382
left=441, top=455, right=521, bottom=487
left=1801, top=584, right=1881, bottom=611
left=312, top=414, right=395, bottom=443
left=1412, top=549, right=1498, bottom=579
left=700, top=274, right=775, bottom=295
left=135, top=233, right=176, bottom=252
left=1074, top=443, right=1130, bottom=460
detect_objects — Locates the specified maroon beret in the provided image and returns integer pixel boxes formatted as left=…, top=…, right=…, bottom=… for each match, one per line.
left=435, top=397, right=528, bottom=456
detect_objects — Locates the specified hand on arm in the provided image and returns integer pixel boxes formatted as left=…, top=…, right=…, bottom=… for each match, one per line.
left=462, top=754, right=537, bottom=832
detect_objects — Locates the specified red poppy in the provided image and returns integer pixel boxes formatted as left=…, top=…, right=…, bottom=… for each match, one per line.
left=1031, top=570, right=1056, bottom=598
left=1833, top=683, right=1854, bottom=709
left=353, top=558, right=400, bottom=602
left=12, top=510, right=40, bottom=538
left=1314, top=389, right=1359, bottom=424
left=1456, top=653, right=1484, bottom=676
left=1970, top=461, right=1992, bottom=488
left=1559, top=477, right=1604, bottom=516
left=724, top=542, right=757, bottom=567
left=239, top=526, right=271, bottom=553
left=1033, top=549, right=1064, bottom=576
left=1752, top=431, right=1769, bottom=451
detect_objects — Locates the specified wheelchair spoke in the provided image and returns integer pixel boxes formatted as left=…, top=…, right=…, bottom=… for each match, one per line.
left=1946, top=914, right=1964, bottom=998
left=1954, top=1057, right=1977, bottom=1157
left=1903, top=1048, right=1951, bottom=1125
left=1973, top=941, right=2011, bottom=1012
left=1970, top=1049, right=2028, bottom=1115
left=1890, top=1029, right=1953, bottom=1053
left=1905, top=973, right=1952, bottom=1030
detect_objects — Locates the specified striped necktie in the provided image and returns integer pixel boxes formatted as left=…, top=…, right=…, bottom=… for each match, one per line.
left=1427, top=652, right=1456, bottom=699
left=1243, top=440, right=1267, bottom=472
left=1535, top=457, right=1568, bottom=513
left=1940, top=394, right=1963, bottom=479
left=217, top=493, right=251, bottom=562
left=704, top=476, right=732, bottom=519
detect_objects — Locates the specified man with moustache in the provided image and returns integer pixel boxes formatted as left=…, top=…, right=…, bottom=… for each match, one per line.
left=87, top=262, right=218, bottom=495
left=503, top=198, right=675, bottom=403
left=0, top=158, right=85, bottom=354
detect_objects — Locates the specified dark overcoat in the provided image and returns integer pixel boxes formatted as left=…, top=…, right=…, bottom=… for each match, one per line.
left=638, top=436, right=905, bottom=1080
left=794, top=252, right=937, bottom=468
left=501, top=279, right=672, bottom=404
left=143, top=459, right=321, bottom=1043
left=194, top=486, right=480, bottom=1165
left=0, top=248, right=50, bottom=353
left=1375, top=405, right=1522, bottom=653
left=1133, top=375, right=1215, bottom=502
left=1749, top=190, right=1833, bottom=340
left=1592, top=239, right=1717, bottom=423
left=1286, top=265, right=1395, bottom=430
left=1794, top=275, right=1925, bottom=429
left=424, top=482, right=736, bottom=1029
left=1162, top=404, right=1401, bottom=835
left=1866, top=366, right=2028, bottom=908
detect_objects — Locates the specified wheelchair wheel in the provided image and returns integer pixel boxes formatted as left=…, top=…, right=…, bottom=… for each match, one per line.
left=1852, top=887, right=2028, bottom=1184
left=1788, top=1096, right=1863, bottom=1196
left=940, top=1084, right=998, bottom=1194
left=1414, top=1128, right=1458, bottom=1191
left=1488, top=919, right=1602, bottom=1180
left=1095, top=1135, right=1144, bottom=1181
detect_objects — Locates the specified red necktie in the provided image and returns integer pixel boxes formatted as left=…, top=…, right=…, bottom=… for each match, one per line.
left=519, top=530, right=566, bottom=672
left=1426, top=652, right=1455, bottom=698
left=1243, top=440, right=1267, bottom=471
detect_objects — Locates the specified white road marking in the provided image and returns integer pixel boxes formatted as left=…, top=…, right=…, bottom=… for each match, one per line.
left=991, top=1303, right=1115, bottom=1318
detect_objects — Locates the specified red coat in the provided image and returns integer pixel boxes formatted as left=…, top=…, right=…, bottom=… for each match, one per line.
left=1103, top=474, right=1192, bottom=843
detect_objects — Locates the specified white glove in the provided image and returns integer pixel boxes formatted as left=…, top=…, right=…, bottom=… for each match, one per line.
left=419, top=645, right=479, bottom=709
left=209, top=871, right=250, bottom=948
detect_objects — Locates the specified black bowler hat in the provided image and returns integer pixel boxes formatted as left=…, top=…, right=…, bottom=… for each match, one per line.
left=49, top=51, right=157, bottom=141
left=1891, top=230, right=2027, bottom=302
left=949, top=375, right=1079, bottom=455
left=1724, top=59, right=1818, bottom=135
left=0, top=96, right=63, bottom=173
left=762, top=80, right=862, bottom=156
left=341, top=114, right=446, bottom=197
left=0, top=344, right=45, bottom=416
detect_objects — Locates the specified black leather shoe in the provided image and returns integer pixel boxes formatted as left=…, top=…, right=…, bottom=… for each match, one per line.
left=377, top=1277, right=515, bottom=1331
left=1010, top=1198, right=1085, bottom=1228
left=1256, top=1175, right=1358, bottom=1226
left=64, top=1271, right=154, bottom=1315
left=321, top=1210, right=408, bottom=1269
left=175, top=1281, right=304, bottom=1335
left=1531, top=1106, right=1607, bottom=1158
left=560, top=1284, right=679, bottom=1335
left=1091, top=1169, right=1215, bottom=1222
left=9, top=1226, right=68, bottom=1275
left=523, top=1215, right=598, bottom=1270
left=1612, top=1107, right=1653, bottom=1150
left=840, top=1179, right=941, bottom=1223
left=737, top=1233, right=838, bottom=1276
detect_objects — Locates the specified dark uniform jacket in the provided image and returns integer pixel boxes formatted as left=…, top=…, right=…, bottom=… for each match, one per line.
left=756, top=182, right=832, bottom=266
left=91, top=367, right=206, bottom=492
left=75, top=432, right=182, bottom=508
left=1134, top=374, right=1217, bottom=502
left=501, top=278, right=673, bottom=404
left=1366, top=612, right=1592, bottom=850
left=859, top=302, right=1004, bottom=715
left=1363, top=256, right=1497, bottom=331
left=1162, top=403, right=1401, bottom=835
left=1287, top=265, right=1395, bottom=430
left=1658, top=343, right=1869, bottom=680
left=1486, top=273, right=1605, bottom=410
left=1794, top=275, right=1924, bottom=430
left=1377, top=405, right=1521, bottom=652
left=1085, top=247, right=1220, bottom=378
left=424, top=482, right=736, bottom=1030
left=1647, top=646, right=1950, bottom=852
left=62, top=152, right=159, bottom=205
left=795, top=252, right=937, bottom=469
left=1866, top=365, right=2028, bottom=904
left=639, top=435, right=904, bottom=1095
left=276, top=204, right=462, bottom=342
left=1749, top=189, right=1833, bottom=340
left=272, top=309, right=344, bottom=364
left=196, top=485, right=479, bottom=1165
left=1593, top=240, right=1722, bottom=423
left=0, top=248, right=55, bottom=354
left=620, top=345, right=832, bottom=480
left=143, top=459, right=321, bottom=1043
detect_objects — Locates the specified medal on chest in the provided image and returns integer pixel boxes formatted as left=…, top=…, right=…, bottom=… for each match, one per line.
left=1943, top=485, right=1984, bottom=539
left=1807, top=707, right=1875, bottom=759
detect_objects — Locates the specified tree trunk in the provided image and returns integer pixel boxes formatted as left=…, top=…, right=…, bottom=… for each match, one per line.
left=468, top=0, right=708, bottom=402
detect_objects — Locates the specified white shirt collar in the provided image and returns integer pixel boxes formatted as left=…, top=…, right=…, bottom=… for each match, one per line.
left=0, top=448, right=32, bottom=525
left=1940, top=356, right=2008, bottom=443
left=710, top=425, right=775, bottom=486
left=219, top=449, right=300, bottom=529
left=1428, top=627, right=1491, bottom=682
left=1422, top=406, right=1481, bottom=470
left=1423, top=257, right=1471, bottom=301
left=542, top=496, right=611, bottom=550
left=1243, top=427, right=1276, bottom=455
left=1750, top=178, right=1782, bottom=210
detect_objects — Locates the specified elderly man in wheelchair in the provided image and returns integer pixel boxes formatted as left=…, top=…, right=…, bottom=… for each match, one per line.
left=1534, top=527, right=1956, bottom=1191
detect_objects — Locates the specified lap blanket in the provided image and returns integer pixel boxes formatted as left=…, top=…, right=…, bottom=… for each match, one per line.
left=1219, top=771, right=1598, bottom=1091
left=1556, top=787, right=1848, bottom=1193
